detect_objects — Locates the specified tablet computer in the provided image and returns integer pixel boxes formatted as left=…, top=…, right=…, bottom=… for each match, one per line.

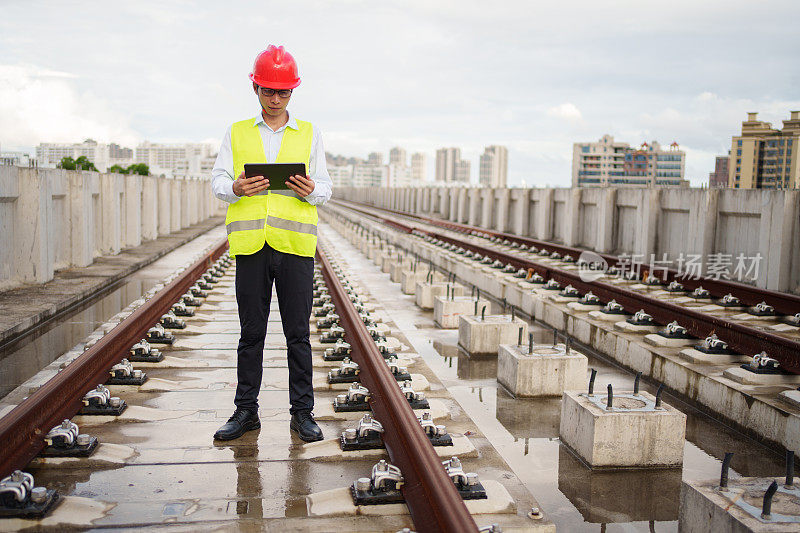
left=243, top=163, right=306, bottom=190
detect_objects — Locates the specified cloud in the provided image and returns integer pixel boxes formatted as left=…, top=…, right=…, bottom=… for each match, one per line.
left=0, top=63, right=139, bottom=148
left=547, top=103, right=583, bottom=122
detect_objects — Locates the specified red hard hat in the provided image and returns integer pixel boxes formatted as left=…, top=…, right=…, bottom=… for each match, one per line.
left=249, top=45, right=301, bottom=89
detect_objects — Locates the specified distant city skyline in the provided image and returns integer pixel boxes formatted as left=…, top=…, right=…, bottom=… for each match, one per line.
left=1, top=2, right=798, bottom=187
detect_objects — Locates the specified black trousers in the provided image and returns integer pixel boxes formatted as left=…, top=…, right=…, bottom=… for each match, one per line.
left=233, top=243, right=314, bottom=413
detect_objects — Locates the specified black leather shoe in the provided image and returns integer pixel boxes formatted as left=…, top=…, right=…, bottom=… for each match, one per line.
left=214, top=408, right=260, bottom=440
left=290, top=410, right=323, bottom=442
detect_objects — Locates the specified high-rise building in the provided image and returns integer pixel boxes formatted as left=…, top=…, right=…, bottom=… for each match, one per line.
left=709, top=154, right=730, bottom=188
left=389, top=147, right=407, bottom=167
left=479, top=145, right=508, bottom=187
left=367, top=152, right=383, bottom=166
left=572, top=135, right=687, bottom=187
left=455, top=160, right=470, bottom=183
left=411, top=153, right=426, bottom=182
left=729, top=111, right=800, bottom=189
left=435, top=147, right=470, bottom=184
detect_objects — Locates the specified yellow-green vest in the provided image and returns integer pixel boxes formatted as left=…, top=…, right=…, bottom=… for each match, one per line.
left=226, top=117, right=318, bottom=258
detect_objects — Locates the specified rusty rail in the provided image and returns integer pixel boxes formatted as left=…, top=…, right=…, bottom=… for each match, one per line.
left=316, top=244, right=479, bottom=533
left=334, top=199, right=800, bottom=317
left=0, top=238, right=229, bottom=480
left=329, top=201, right=800, bottom=373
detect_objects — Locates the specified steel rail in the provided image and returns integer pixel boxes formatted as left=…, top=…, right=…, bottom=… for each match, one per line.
left=316, top=244, right=479, bottom=533
left=333, top=199, right=800, bottom=317
left=328, top=203, right=800, bottom=373
left=0, top=237, right=229, bottom=480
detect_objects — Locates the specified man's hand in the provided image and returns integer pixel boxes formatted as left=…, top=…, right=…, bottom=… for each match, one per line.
left=233, top=171, right=270, bottom=197
left=287, top=174, right=315, bottom=198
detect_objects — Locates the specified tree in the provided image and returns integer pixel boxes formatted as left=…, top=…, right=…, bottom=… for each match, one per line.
left=107, top=164, right=129, bottom=174
left=74, top=156, right=97, bottom=171
left=126, top=163, right=149, bottom=176
left=57, top=156, right=76, bottom=170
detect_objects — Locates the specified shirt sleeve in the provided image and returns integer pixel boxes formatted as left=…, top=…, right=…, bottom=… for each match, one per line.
left=304, top=125, right=333, bottom=206
left=211, top=126, right=240, bottom=204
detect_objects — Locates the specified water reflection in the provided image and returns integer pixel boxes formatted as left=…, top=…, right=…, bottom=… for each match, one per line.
left=431, top=340, right=498, bottom=380
left=0, top=278, right=156, bottom=399
left=495, top=387, right=560, bottom=439
left=558, top=446, right=681, bottom=523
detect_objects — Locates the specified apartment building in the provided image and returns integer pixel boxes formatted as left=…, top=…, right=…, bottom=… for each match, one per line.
left=729, top=111, right=800, bottom=189
left=479, top=145, right=508, bottom=188
left=435, top=147, right=470, bottom=184
left=36, top=139, right=134, bottom=172
left=572, top=135, right=687, bottom=187
left=389, top=147, right=407, bottom=166
left=135, top=141, right=216, bottom=178
left=709, top=154, right=730, bottom=188
left=411, top=153, right=426, bottom=182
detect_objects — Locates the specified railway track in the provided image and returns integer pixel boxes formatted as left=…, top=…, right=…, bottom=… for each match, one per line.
left=330, top=199, right=800, bottom=374
left=0, top=229, right=533, bottom=531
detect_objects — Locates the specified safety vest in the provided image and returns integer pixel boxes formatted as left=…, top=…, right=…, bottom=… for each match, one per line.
left=226, top=117, right=318, bottom=258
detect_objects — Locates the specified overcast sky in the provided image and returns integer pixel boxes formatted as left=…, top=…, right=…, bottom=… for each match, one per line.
left=1, top=0, right=798, bottom=187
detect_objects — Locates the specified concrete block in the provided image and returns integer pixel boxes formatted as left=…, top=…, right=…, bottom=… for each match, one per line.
left=380, top=254, right=394, bottom=273
left=99, top=173, right=123, bottom=255
left=559, top=390, right=686, bottom=468
left=389, top=260, right=412, bottom=283
left=613, top=321, right=659, bottom=334
left=141, top=176, right=158, bottom=241
left=170, top=179, right=182, bottom=231
left=67, top=171, right=99, bottom=267
left=644, top=333, right=696, bottom=348
left=434, top=296, right=491, bottom=329
left=414, top=282, right=464, bottom=310
left=123, top=175, right=142, bottom=248
left=400, top=270, right=435, bottom=294
left=566, top=301, right=604, bottom=313
left=679, top=477, right=800, bottom=533
left=458, top=315, right=528, bottom=356
left=157, top=178, right=171, bottom=236
left=497, top=343, right=587, bottom=397
left=678, top=348, right=748, bottom=365
left=722, top=367, right=800, bottom=386
left=588, top=310, right=629, bottom=322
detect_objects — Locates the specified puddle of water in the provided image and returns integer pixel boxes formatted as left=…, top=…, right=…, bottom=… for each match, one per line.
left=0, top=278, right=157, bottom=398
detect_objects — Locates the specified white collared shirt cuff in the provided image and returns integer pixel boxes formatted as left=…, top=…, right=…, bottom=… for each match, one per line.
left=304, top=182, right=331, bottom=206
left=213, top=176, right=240, bottom=204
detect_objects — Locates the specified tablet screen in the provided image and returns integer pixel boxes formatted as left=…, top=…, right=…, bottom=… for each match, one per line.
left=243, top=163, right=307, bottom=190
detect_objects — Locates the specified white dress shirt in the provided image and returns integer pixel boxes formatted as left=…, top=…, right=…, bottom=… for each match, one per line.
left=211, top=111, right=333, bottom=206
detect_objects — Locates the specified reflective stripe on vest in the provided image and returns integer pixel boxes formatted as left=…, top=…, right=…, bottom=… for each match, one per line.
left=225, top=216, right=317, bottom=236
left=225, top=117, right=318, bottom=258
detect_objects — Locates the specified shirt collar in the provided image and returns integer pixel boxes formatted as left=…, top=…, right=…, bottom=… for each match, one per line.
left=254, top=110, right=298, bottom=132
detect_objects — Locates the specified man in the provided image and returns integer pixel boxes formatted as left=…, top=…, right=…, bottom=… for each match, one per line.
left=210, top=45, right=332, bottom=442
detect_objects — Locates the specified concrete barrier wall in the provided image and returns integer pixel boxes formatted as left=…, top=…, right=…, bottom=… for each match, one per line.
left=0, top=166, right=227, bottom=291
left=335, top=186, right=800, bottom=294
